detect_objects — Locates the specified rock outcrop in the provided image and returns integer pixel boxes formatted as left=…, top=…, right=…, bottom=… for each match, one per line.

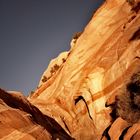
left=0, top=0, right=140, bottom=139
left=0, top=89, right=73, bottom=140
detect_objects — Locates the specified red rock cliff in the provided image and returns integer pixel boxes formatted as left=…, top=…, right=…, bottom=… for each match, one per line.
left=1, top=0, right=140, bottom=139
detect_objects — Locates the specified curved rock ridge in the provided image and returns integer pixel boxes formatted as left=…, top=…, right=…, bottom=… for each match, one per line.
left=0, top=89, right=73, bottom=140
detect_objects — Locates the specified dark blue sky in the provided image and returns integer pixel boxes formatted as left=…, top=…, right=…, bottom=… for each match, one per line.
left=0, top=0, right=103, bottom=96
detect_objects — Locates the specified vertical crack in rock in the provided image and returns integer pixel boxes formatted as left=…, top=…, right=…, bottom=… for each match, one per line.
left=75, top=96, right=92, bottom=120
left=61, top=117, right=71, bottom=135
left=130, top=28, right=140, bottom=41
left=119, top=126, right=132, bottom=140
left=101, top=125, right=111, bottom=140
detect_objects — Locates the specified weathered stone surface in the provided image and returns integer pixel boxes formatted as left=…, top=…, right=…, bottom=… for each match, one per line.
left=0, top=89, right=73, bottom=140
left=1, top=0, right=140, bottom=139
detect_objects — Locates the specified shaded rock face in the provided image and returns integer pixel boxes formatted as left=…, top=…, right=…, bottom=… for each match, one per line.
left=108, top=71, right=140, bottom=124
left=1, top=0, right=140, bottom=139
left=0, top=89, right=73, bottom=140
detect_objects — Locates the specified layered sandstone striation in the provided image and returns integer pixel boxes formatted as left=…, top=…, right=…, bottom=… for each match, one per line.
left=0, top=0, right=140, bottom=139
left=0, top=89, right=73, bottom=140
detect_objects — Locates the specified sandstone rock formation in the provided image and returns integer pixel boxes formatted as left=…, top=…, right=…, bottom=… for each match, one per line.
left=0, top=0, right=140, bottom=139
left=0, top=89, right=73, bottom=140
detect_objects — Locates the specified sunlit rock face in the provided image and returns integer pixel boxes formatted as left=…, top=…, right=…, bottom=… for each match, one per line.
left=1, top=0, right=140, bottom=139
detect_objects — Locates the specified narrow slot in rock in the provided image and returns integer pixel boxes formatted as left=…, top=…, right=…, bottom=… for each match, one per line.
left=119, top=126, right=131, bottom=140
left=129, top=28, right=140, bottom=41
left=75, top=96, right=92, bottom=120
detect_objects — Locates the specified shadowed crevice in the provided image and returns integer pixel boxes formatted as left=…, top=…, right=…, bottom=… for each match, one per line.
left=75, top=96, right=93, bottom=120
left=101, top=125, right=111, bottom=140
left=130, top=28, right=140, bottom=41
left=119, top=126, right=131, bottom=140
